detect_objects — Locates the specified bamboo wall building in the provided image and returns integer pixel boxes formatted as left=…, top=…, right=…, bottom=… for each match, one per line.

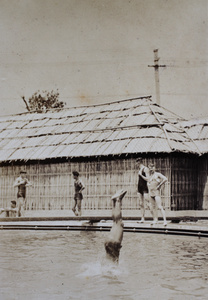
left=0, top=96, right=206, bottom=212
left=182, top=117, right=208, bottom=210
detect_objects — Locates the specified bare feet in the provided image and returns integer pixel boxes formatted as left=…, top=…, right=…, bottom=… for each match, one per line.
left=111, top=190, right=127, bottom=201
left=72, top=208, right=78, bottom=216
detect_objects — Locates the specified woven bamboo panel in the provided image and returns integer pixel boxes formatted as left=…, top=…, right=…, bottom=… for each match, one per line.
left=0, top=157, right=172, bottom=212
left=171, top=156, right=198, bottom=210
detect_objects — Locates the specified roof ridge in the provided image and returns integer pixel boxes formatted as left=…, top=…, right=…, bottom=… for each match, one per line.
left=151, top=102, right=185, bottom=120
left=64, top=95, right=152, bottom=110
left=0, top=95, right=152, bottom=118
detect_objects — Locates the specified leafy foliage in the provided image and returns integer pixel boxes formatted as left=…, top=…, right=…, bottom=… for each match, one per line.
left=25, top=90, right=65, bottom=112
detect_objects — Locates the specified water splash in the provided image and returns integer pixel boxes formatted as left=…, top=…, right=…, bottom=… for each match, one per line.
left=77, top=256, right=128, bottom=279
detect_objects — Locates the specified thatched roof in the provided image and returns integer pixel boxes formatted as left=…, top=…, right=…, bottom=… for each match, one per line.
left=0, top=96, right=201, bottom=162
left=181, top=117, right=208, bottom=154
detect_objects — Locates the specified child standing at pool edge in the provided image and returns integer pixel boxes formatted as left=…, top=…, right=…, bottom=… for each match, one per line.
left=72, top=171, right=85, bottom=216
left=148, top=163, right=167, bottom=226
left=139, top=163, right=167, bottom=225
left=13, top=169, right=32, bottom=217
left=136, top=158, right=150, bottom=223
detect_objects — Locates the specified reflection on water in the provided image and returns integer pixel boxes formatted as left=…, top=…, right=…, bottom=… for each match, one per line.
left=0, top=230, right=207, bottom=300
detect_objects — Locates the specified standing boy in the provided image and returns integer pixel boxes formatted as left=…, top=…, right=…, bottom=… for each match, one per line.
left=13, top=170, right=32, bottom=217
left=72, top=171, right=85, bottom=216
left=147, top=163, right=167, bottom=226
left=136, top=158, right=149, bottom=222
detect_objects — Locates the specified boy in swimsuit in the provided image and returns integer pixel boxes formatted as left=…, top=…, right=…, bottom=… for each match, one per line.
left=0, top=200, right=17, bottom=217
left=147, top=163, right=167, bottom=226
left=13, top=170, right=32, bottom=217
left=136, top=158, right=150, bottom=222
left=72, top=171, right=85, bottom=216
left=104, top=189, right=127, bottom=263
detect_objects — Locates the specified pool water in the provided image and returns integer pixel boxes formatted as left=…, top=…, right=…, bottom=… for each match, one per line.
left=0, top=230, right=207, bottom=300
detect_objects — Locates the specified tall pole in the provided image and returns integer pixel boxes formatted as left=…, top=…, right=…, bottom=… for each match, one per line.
left=148, top=49, right=166, bottom=105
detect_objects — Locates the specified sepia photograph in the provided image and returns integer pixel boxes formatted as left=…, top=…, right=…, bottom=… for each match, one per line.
left=0, top=1, right=208, bottom=299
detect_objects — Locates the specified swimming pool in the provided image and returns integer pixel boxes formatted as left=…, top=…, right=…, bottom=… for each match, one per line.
left=0, top=230, right=207, bottom=300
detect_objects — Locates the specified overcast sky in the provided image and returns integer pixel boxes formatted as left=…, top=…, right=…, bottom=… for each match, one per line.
left=0, top=0, right=207, bottom=119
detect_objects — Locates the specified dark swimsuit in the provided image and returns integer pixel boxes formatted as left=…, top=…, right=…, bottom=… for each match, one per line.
left=74, top=180, right=83, bottom=200
left=138, top=167, right=148, bottom=194
left=17, top=181, right=27, bottom=198
left=105, top=241, right=122, bottom=262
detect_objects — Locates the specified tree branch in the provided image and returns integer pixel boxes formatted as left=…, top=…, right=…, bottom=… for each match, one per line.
left=21, top=96, right=30, bottom=111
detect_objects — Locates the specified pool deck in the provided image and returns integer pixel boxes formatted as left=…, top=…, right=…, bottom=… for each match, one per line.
left=1, top=210, right=208, bottom=237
